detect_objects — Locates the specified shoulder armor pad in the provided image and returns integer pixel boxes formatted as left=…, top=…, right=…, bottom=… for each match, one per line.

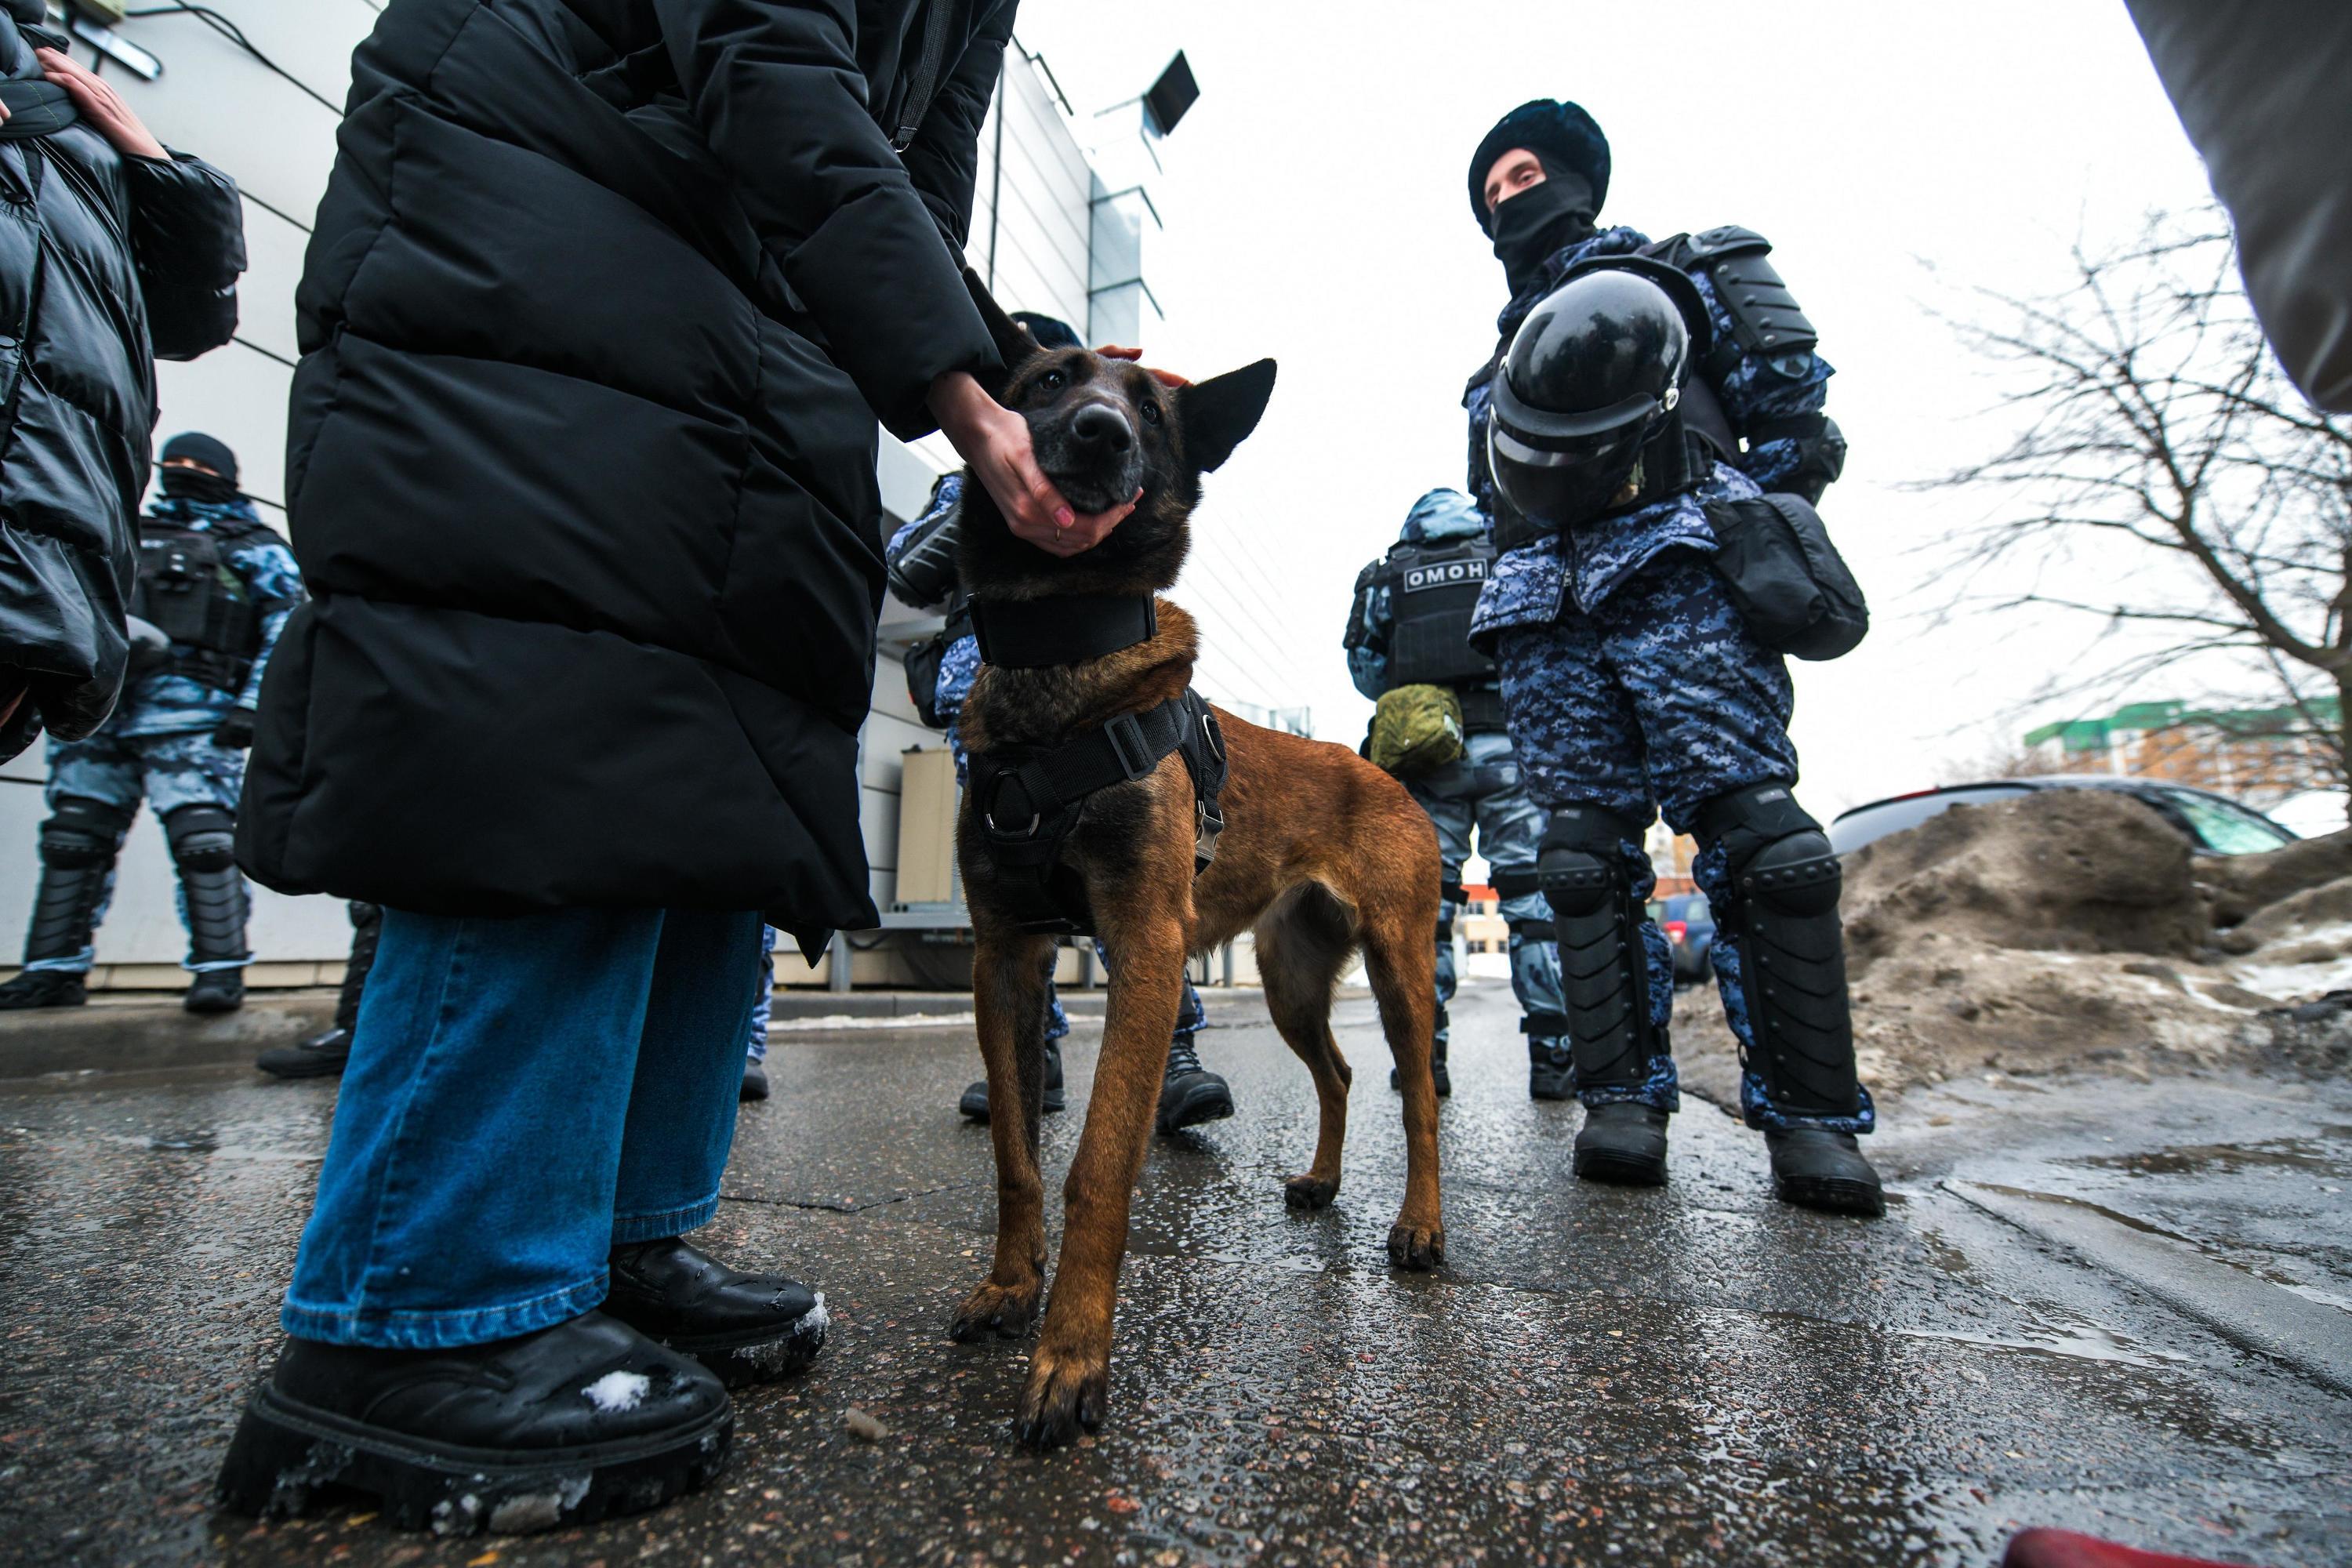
left=1682, top=225, right=1771, bottom=263
left=1685, top=224, right=1815, bottom=369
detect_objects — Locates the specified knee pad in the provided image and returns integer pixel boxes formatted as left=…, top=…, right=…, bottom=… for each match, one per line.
left=40, top=797, right=133, bottom=867
left=162, top=804, right=238, bottom=872
left=1745, top=829, right=1842, bottom=917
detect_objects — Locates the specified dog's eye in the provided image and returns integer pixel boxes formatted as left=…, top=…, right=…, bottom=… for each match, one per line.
left=1140, top=400, right=1162, bottom=426
left=1035, top=368, right=1066, bottom=394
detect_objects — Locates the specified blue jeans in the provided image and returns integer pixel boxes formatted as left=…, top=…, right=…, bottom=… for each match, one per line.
left=283, top=905, right=765, bottom=1348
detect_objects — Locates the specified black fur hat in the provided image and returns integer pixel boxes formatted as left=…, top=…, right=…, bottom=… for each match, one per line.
left=1468, top=100, right=1612, bottom=235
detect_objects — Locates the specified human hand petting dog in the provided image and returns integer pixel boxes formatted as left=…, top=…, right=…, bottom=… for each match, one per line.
left=930, top=368, right=1139, bottom=557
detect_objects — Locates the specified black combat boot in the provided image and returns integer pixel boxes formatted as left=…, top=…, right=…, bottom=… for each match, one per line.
left=1698, top=782, right=1884, bottom=1218
left=1575, top=1102, right=1671, bottom=1185
left=186, top=967, right=245, bottom=1014
left=216, top=1312, right=731, bottom=1534
left=259, top=902, right=379, bottom=1077
left=1767, top=1129, right=1885, bottom=1216
left=1156, top=1033, right=1235, bottom=1133
left=256, top=1027, right=352, bottom=1079
left=739, top=1059, right=770, bottom=1102
left=0, top=969, right=87, bottom=1010
left=1524, top=1011, right=1574, bottom=1101
left=604, top=1237, right=827, bottom=1388
left=958, top=1035, right=1067, bottom=1121
left=1540, top=808, right=1675, bottom=1185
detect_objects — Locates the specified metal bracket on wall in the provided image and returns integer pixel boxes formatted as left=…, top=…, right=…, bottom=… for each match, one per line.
left=67, top=12, right=162, bottom=80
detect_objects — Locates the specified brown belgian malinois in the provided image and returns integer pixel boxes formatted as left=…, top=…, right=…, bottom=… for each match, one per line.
left=946, top=313, right=1446, bottom=1448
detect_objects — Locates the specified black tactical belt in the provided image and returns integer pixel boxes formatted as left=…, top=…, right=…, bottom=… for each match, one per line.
left=968, top=594, right=1157, bottom=669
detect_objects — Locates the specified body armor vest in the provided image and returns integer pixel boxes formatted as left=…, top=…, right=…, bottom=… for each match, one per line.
left=1381, top=538, right=1498, bottom=690
left=132, top=519, right=263, bottom=694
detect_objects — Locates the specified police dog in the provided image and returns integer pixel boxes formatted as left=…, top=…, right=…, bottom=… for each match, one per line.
left=949, top=314, right=1446, bottom=1449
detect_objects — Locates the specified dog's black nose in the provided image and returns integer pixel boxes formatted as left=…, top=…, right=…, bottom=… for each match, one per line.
left=1069, top=404, right=1133, bottom=452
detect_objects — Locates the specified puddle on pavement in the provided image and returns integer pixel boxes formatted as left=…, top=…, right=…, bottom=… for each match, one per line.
left=1893, top=1316, right=2188, bottom=1368
left=2075, top=1137, right=2348, bottom=1180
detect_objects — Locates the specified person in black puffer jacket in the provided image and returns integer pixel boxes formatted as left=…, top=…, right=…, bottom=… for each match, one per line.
left=0, top=2, right=245, bottom=760
left=220, top=0, right=1139, bottom=1536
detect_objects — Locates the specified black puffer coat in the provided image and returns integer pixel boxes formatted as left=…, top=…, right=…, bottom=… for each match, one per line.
left=238, top=0, right=1015, bottom=950
left=0, top=5, right=245, bottom=760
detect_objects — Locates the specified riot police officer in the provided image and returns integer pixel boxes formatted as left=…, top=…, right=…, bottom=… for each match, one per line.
left=1461, top=101, right=1882, bottom=1215
left=1345, top=487, right=1570, bottom=1100
left=0, top=434, right=301, bottom=1015
left=886, top=313, right=1234, bottom=1134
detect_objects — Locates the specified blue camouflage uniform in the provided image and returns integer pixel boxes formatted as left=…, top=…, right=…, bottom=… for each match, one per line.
left=886, top=476, right=1207, bottom=1045
left=30, top=494, right=302, bottom=975
left=1466, top=226, right=1872, bottom=1135
left=1347, top=488, right=1566, bottom=1069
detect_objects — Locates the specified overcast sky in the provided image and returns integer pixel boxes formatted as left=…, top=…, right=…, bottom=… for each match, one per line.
left=1009, top=0, right=2224, bottom=818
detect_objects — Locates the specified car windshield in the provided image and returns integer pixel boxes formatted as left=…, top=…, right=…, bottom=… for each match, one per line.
left=2152, top=788, right=2296, bottom=855
left=1828, top=786, right=2035, bottom=855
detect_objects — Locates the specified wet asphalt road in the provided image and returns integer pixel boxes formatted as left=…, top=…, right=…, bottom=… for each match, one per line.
left=2, top=981, right=2349, bottom=1567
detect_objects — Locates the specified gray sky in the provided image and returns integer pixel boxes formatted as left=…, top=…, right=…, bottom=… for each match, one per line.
left=1012, top=0, right=2222, bottom=815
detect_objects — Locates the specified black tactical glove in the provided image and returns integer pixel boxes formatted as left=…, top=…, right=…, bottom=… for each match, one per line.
left=211, top=708, right=256, bottom=750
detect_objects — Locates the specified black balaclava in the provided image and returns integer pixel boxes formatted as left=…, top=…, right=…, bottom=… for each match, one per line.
left=159, top=466, right=242, bottom=505
left=1490, top=160, right=1596, bottom=299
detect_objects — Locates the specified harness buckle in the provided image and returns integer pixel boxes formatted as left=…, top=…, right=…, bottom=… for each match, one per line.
left=1104, top=711, right=1156, bottom=781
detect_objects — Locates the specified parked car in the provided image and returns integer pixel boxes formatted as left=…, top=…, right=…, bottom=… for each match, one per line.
left=1828, top=775, right=2298, bottom=858
left=1645, top=891, right=1717, bottom=985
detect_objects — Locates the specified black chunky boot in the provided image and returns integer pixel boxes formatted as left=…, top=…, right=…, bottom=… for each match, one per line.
left=739, top=1060, right=770, bottom=1102
left=0, top=969, right=87, bottom=1010
left=1767, top=1128, right=1885, bottom=1216
left=259, top=902, right=379, bottom=1077
left=185, top=967, right=245, bottom=1014
left=1574, top=1102, right=1671, bottom=1185
left=1524, top=1011, right=1574, bottom=1101
left=604, top=1238, right=827, bottom=1388
left=1539, top=807, right=1675, bottom=1186
left=1156, top=1033, right=1236, bottom=1132
left=959, top=1035, right=1066, bottom=1121
left=215, top=1312, right=730, bottom=1535
left=256, top=1027, right=351, bottom=1079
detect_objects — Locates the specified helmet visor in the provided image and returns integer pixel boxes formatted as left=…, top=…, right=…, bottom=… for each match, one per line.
left=1489, top=420, right=1646, bottom=529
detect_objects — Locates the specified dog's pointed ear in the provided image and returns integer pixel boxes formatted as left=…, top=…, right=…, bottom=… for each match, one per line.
left=1177, top=358, right=1277, bottom=473
left=962, top=269, right=1041, bottom=384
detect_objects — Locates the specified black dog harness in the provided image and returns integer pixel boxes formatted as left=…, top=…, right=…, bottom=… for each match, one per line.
left=963, top=596, right=1228, bottom=936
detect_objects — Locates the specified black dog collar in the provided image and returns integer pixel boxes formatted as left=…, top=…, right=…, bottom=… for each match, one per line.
left=968, top=594, right=1158, bottom=669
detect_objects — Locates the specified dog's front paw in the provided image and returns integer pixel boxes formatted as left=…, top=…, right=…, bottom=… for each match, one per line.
left=1015, top=1342, right=1109, bottom=1448
left=949, top=1277, right=1041, bottom=1343
left=1385, top=1221, right=1446, bottom=1272
left=1283, top=1173, right=1339, bottom=1210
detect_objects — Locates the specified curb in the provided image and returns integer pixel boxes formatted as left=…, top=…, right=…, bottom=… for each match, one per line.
left=0, top=991, right=337, bottom=1082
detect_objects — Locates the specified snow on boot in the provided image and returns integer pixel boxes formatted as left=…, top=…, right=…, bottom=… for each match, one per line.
left=215, top=1312, right=730, bottom=1534
left=959, top=1034, right=1066, bottom=1121
left=0, top=969, right=87, bottom=1011
left=1156, top=1033, right=1235, bottom=1133
left=1767, top=1127, right=1885, bottom=1216
left=604, top=1237, right=826, bottom=1388
left=1574, top=1102, right=1670, bottom=1186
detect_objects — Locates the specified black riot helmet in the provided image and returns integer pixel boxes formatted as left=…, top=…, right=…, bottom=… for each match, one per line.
left=1486, top=255, right=1712, bottom=532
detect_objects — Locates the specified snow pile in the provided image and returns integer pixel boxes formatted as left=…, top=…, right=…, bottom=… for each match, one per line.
left=1831, top=792, right=2352, bottom=1094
